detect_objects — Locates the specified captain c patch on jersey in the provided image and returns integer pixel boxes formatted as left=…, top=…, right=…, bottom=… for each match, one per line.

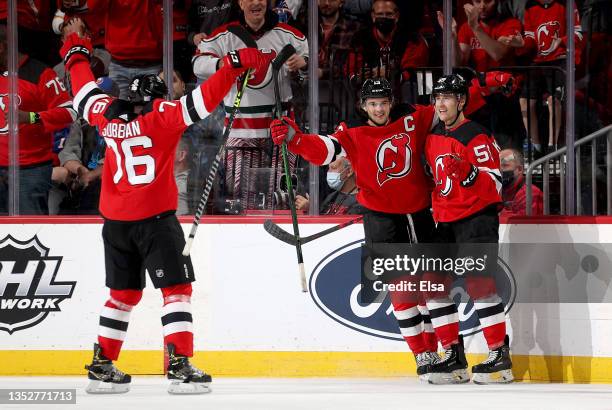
left=376, top=133, right=413, bottom=186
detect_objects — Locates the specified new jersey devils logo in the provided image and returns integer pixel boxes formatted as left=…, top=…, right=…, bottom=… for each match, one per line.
left=536, top=21, right=561, bottom=56
left=434, top=155, right=452, bottom=196
left=376, top=133, right=412, bottom=186
left=0, top=94, right=22, bottom=134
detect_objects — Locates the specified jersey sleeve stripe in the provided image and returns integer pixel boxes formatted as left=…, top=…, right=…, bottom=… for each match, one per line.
left=185, top=92, right=201, bottom=124
left=59, top=101, right=78, bottom=121
left=179, top=94, right=195, bottom=126
left=319, top=135, right=335, bottom=165
left=73, top=81, right=104, bottom=115
left=190, top=86, right=209, bottom=120
left=479, top=166, right=502, bottom=193
left=82, top=93, right=109, bottom=123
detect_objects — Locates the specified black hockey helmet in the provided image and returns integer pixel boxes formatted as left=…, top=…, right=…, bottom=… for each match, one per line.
left=128, top=74, right=168, bottom=104
left=360, top=77, right=393, bottom=105
left=432, top=74, right=468, bottom=98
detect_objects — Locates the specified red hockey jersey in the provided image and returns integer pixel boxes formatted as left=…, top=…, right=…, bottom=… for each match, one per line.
left=70, top=59, right=244, bottom=221
left=522, top=0, right=583, bottom=64
left=458, top=17, right=522, bottom=72
left=425, top=120, right=502, bottom=223
left=0, top=57, right=75, bottom=167
left=288, top=107, right=436, bottom=214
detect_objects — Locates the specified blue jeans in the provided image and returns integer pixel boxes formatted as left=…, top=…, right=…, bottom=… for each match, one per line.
left=108, top=62, right=163, bottom=100
left=0, top=163, right=53, bottom=215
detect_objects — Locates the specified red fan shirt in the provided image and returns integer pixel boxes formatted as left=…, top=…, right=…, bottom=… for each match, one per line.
left=425, top=120, right=502, bottom=223
left=0, top=57, right=75, bottom=167
left=522, top=0, right=583, bottom=64
left=458, top=17, right=522, bottom=72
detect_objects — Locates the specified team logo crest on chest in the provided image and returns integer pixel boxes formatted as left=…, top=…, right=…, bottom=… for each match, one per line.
left=375, top=133, right=412, bottom=186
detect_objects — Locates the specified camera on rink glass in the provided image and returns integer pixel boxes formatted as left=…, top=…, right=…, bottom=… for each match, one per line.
left=223, top=199, right=243, bottom=215
left=273, top=173, right=299, bottom=209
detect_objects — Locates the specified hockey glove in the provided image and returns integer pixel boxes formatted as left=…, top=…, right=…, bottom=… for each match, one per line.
left=222, top=48, right=271, bottom=75
left=60, top=32, right=92, bottom=71
left=443, top=154, right=478, bottom=187
left=480, top=71, right=516, bottom=97
left=270, top=116, right=301, bottom=145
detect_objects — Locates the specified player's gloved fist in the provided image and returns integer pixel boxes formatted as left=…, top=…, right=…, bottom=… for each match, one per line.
left=482, top=71, right=516, bottom=97
left=270, top=116, right=300, bottom=145
left=223, top=48, right=271, bottom=74
left=60, top=32, right=93, bottom=70
left=443, top=154, right=478, bottom=187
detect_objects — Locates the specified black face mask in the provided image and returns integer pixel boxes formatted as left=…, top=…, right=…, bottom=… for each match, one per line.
left=501, top=170, right=516, bottom=188
left=374, top=17, right=396, bottom=35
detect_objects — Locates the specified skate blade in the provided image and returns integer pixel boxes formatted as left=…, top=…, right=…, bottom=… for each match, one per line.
left=418, top=373, right=430, bottom=383
left=167, top=381, right=211, bottom=395
left=85, top=380, right=130, bottom=394
left=428, top=369, right=470, bottom=385
left=472, top=369, right=514, bottom=384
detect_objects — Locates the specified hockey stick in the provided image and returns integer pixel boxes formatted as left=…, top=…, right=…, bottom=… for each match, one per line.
left=182, top=71, right=251, bottom=256
left=263, top=216, right=364, bottom=246
left=270, top=44, right=308, bottom=292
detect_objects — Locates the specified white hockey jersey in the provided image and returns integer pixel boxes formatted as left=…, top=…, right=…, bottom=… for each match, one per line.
left=193, top=20, right=309, bottom=139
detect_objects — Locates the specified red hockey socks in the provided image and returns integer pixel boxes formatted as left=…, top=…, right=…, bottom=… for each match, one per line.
left=161, top=283, right=194, bottom=357
left=98, top=288, right=143, bottom=361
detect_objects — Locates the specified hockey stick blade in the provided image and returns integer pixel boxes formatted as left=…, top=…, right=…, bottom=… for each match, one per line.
left=263, top=216, right=364, bottom=246
left=272, top=44, right=297, bottom=71
left=263, top=219, right=298, bottom=246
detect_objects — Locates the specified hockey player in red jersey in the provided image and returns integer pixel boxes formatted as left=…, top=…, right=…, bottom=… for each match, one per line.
left=60, top=32, right=270, bottom=394
left=423, top=74, right=513, bottom=385
left=270, top=73, right=514, bottom=382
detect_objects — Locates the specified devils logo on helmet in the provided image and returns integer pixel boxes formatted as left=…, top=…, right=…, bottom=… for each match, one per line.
left=376, top=133, right=412, bottom=186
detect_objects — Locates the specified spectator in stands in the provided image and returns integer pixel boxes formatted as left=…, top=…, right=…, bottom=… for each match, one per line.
left=159, top=69, right=186, bottom=99
left=317, top=0, right=361, bottom=80
left=193, top=0, right=309, bottom=207
left=348, top=0, right=429, bottom=106
left=88, top=0, right=163, bottom=99
left=0, top=24, right=76, bottom=215
left=507, top=0, right=583, bottom=154
left=175, top=136, right=193, bottom=216
left=499, top=148, right=543, bottom=217
left=49, top=76, right=117, bottom=215
left=295, top=157, right=363, bottom=215
left=437, top=1, right=524, bottom=149
left=189, top=0, right=239, bottom=46
left=52, top=0, right=106, bottom=49
left=446, top=0, right=522, bottom=71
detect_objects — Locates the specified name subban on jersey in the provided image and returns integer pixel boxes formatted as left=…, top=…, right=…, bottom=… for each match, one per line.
left=101, top=121, right=142, bottom=139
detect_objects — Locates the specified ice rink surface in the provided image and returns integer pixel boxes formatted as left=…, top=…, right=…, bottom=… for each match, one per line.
left=2, top=377, right=612, bottom=410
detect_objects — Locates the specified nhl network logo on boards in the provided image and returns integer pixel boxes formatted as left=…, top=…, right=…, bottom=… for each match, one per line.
left=0, top=235, right=75, bottom=334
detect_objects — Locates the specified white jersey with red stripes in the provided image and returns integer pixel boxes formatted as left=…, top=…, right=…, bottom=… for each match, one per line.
left=193, top=21, right=309, bottom=139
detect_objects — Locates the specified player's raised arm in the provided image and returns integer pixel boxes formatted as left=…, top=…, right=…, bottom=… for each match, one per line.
left=270, top=116, right=346, bottom=166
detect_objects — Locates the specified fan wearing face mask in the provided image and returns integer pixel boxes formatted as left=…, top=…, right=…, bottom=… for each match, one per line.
left=346, top=0, right=429, bottom=95
left=499, top=148, right=543, bottom=217
left=294, top=157, right=363, bottom=215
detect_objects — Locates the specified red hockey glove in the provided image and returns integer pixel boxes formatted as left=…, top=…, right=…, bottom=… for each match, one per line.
left=270, top=116, right=301, bottom=145
left=223, top=48, right=271, bottom=75
left=481, top=71, right=517, bottom=97
left=60, top=32, right=92, bottom=71
left=443, top=154, right=478, bottom=187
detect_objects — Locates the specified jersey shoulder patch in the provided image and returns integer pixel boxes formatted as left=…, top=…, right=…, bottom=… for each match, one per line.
left=447, top=120, right=491, bottom=146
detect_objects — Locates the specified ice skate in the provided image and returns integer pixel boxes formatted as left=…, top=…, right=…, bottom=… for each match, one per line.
left=85, top=343, right=131, bottom=394
left=166, top=344, right=212, bottom=394
left=415, top=351, right=440, bottom=382
left=472, top=335, right=514, bottom=384
left=428, top=337, right=469, bottom=385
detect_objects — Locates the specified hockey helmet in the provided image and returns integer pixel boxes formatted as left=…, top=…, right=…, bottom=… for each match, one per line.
left=360, top=77, right=393, bottom=104
left=128, top=74, right=168, bottom=104
left=431, top=73, right=469, bottom=108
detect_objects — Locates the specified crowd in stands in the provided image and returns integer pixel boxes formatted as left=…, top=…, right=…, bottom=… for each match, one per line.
left=0, top=0, right=609, bottom=216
